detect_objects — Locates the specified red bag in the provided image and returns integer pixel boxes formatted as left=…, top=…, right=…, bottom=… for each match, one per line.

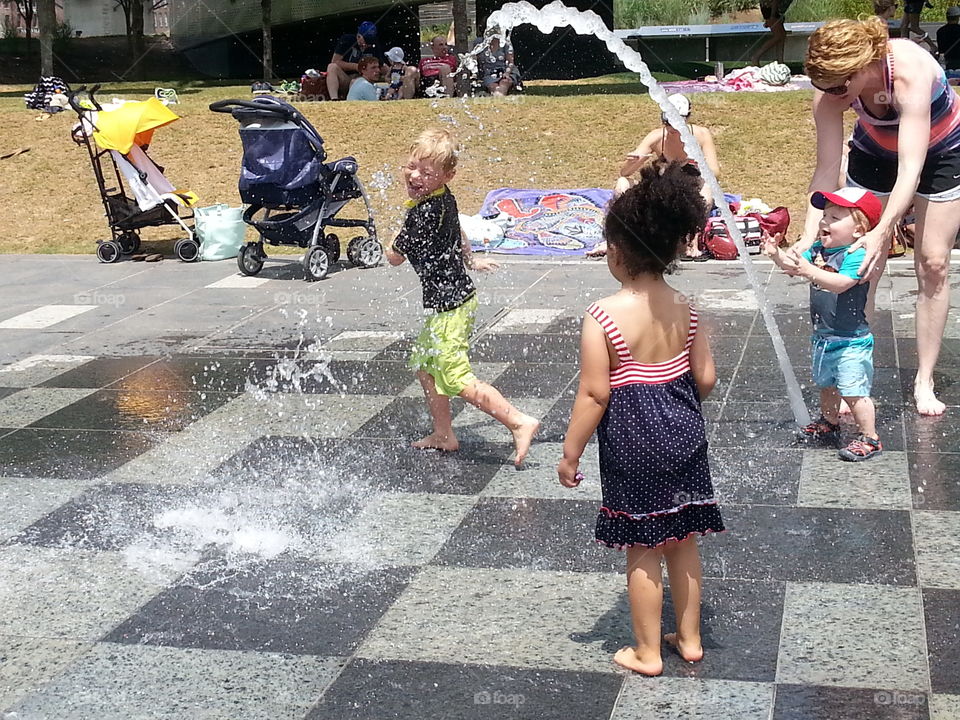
left=748, top=206, right=790, bottom=239
left=702, top=216, right=763, bottom=260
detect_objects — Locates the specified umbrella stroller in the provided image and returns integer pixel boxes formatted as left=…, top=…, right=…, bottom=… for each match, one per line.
left=209, top=96, right=382, bottom=281
left=69, top=86, right=200, bottom=263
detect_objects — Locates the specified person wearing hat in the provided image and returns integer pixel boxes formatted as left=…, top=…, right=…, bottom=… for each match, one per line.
left=937, top=6, right=960, bottom=70
left=801, top=17, right=960, bottom=416
left=763, top=187, right=885, bottom=461
left=418, top=36, right=459, bottom=97
left=587, top=94, right=721, bottom=259
left=382, top=47, right=409, bottom=100
left=326, top=21, right=388, bottom=100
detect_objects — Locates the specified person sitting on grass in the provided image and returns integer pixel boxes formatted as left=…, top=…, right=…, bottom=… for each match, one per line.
left=762, top=187, right=884, bottom=462
left=475, top=36, right=521, bottom=96
left=345, top=57, right=383, bottom=101
left=587, top=94, right=720, bottom=260
left=937, top=6, right=960, bottom=71
left=419, top=36, right=458, bottom=97
left=385, top=128, right=540, bottom=466
left=326, top=21, right=381, bottom=100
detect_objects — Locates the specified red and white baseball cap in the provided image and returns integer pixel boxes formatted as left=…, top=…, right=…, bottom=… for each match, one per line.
left=811, top=187, right=882, bottom=230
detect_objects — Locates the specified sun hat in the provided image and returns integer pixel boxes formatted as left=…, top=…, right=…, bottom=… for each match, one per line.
left=358, top=21, right=378, bottom=41
left=385, top=47, right=405, bottom=64
left=811, top=187, right=883, bottom=229
left=667, top=94, right=691, bottom=117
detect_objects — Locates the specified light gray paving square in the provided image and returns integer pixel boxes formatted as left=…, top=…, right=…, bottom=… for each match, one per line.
left=482, top=441, right=602, bottom=500
left=487, top=308, right=563, bottom=334
left=0, top=387, right=98, bottom=428
left=930, top=694, right=960, bottom=720
left=453, top=397, right=557, bottom=443
left=316, top=492, right=478, bottom=568
left=240, top=393, right=392, bottom=437
left=777, top=582, right=928, bottom=691
left=0, top=546, right=180, bottom=640
left=0, top=636, right=92, bottom=712
left=798, top=450, right=912, bottom=509
left=398, top=362, right=509, bottom=397
left=0, top=477, right=97, bottom=541
left=611, top=677, right=773, bottom=720
left=0, top=354, right=94, bottom=388
left=8, top=644, right=342, bottom=720
left=913, top=511, right=960, bottom=589
left=358, top=566, right=622, bottom=672
left=323, top=330, right=403, bottom=352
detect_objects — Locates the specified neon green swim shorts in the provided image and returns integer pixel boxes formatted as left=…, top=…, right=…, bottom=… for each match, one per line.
left=408, top=294, right=478, bottom=397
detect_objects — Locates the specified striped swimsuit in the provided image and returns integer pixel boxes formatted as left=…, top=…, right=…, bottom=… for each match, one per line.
left=587, top=303, right=725, bottom=549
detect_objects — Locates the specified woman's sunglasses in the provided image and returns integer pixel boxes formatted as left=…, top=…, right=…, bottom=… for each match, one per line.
left=813, top=79, right=850, bottom=96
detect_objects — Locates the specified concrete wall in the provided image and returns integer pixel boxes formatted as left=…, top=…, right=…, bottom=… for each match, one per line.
left=65, top=0, right=156, bottom=38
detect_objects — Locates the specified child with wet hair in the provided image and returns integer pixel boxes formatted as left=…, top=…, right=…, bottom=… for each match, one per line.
left=386, top=128, right=540, bottom=466
left=558, top=159, right=725, bottom=676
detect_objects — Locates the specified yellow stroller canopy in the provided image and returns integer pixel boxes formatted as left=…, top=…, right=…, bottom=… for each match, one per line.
left=93, top=97, right=180, bottom=154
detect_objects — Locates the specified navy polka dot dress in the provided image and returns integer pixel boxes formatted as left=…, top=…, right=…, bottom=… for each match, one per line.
left=588, top=303, right=725, bottom=549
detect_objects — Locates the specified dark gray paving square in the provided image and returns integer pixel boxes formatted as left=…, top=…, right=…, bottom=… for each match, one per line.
left=299, top=359, right=413, bottom=395
left=375, top=337, right=414, bottom=361
left=471, top=334, right=580, bottom=363
left=108, top=356, right=286, bottom=393
left=213, top=436, right=508, bottom=494
left=355, top=396, right=466, bottom=438
left=434, top=497, right=622, bottom=574
left=924, top=588, right=960, bottom=694
left=702, top=311, right=756, bottom=337
left=9, top=483, right=202, bottom=551
left=899, top=370, right=960, bottom=406
left=701, top=506, right=916, bottom=585
left=709, top=447, right=801, bottom=505
left=38, top=357, right=160, bottom=389
left=742, top=335, right=898, bottom=368
left=0, top=429, right=161, bottom=479
left=539, top=397, right=596, bottom=444
left=0, top=388, right=18, bottom=401
left=542, top=315, right=582, bottom=335
left=28, top=389, right=237, bottom=432
left=904, top=414, right=960, bottom=453
left=492, top=362, right=579, bottom=400
left=772, top=685, right=929, bottom=720
left=897, top=338, right=960, bottom=369
left=909, top=452, right=960, bottom=510
left=104, top=557, right=414, bottom=655
left=724, top=366, right=903, bottom=406
left=767, top=309, right=894, bottom=337
left=308, top=658, right=622, bottom=720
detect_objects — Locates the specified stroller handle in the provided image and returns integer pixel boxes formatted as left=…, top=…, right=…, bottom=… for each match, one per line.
left=67, top=84, right=103, bottom=114
left=209, top=98, right=296, bottom=119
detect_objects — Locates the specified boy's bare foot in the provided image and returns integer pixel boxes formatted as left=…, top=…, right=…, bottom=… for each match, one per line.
left=412, top=433, right=460, bottom=452
left=511, top=415, right=540, bottom=467
left=915, top=381, right=946, bottom=416
left=613, top=646, right=663, bottom=676
left=663, top=632, right=704, bottom=663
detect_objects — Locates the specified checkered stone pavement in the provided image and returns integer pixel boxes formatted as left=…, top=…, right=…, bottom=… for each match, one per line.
left=0, top=255, right=957, bottom=719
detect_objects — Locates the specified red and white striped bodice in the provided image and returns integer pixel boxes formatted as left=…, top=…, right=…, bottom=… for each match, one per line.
left=587, top=302, right=698, bottom=387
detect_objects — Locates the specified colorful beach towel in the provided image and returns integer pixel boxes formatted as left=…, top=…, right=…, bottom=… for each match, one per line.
left=475, top=188, right=612, bottom=255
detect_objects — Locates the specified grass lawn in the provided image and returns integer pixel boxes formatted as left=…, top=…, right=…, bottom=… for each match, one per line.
left=0, top=77, right=837, bottom=256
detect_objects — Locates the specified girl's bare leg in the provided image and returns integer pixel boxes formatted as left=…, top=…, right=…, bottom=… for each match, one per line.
left=614, top=546, right=665, bottom=676
left=662, top=536, right=705, bottom=662
left=459, top=380, right=539, bottom=466
left=413, top=370, right=459, bottom=451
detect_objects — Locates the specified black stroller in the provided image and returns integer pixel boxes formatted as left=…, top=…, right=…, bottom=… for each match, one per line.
left=69, top=85, right=201, bottom=263
left=209, top=96, right=382, bottom=281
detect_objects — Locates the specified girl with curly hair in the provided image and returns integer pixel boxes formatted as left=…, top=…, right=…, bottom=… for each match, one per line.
left=558, top=160, right=725, bottom=676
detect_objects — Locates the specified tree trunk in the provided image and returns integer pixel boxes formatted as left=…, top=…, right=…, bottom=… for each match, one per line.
left=18, top=0, right=35, bottom=56
left=452, top=0, right=470, bottom=95
left=261, top=0, right=272, bottom=82
left=130, top=0, right=145, bottom=79
left=36, top=0, right=54, bottom=75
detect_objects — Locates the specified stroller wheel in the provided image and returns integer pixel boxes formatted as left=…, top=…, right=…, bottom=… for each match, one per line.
left=118, top=232, right=140, bottom=255
left=96, top=240, right=122, bottom=264
left=303, top=245, right=330, bottom=281
left=324, top=233, right=341, bottom=264
left=347, top=236, right=384, bottom=269
left=238, top=243, right=265, bottom=275
left=175, top=238, right=201, bottom=263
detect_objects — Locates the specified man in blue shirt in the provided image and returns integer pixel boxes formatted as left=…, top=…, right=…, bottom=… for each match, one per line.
left=326, top=21, right=382, bottom=100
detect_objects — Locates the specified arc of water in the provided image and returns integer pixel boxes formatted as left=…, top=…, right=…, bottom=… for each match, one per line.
left=480, top=0, right=810, bottom=426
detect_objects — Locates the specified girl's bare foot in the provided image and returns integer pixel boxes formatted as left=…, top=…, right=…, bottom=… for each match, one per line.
left=613, top=646, right=663, bottom=676
left=663, top=632, right=704, bottom=663
left=511, top=415, right=540, bottom=467
left=915, top=381, right=946, bottom=416
left=412, top=433, right=460, bottom=452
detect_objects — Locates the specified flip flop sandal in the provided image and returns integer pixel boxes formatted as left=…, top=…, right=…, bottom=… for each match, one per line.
left=145, top=253, right=164, bottom=262
left=680, top=255, right=695, bottom=262
left=692, top=254, right=709, bottom=262
left=130, top=254, right=148, bottom=262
